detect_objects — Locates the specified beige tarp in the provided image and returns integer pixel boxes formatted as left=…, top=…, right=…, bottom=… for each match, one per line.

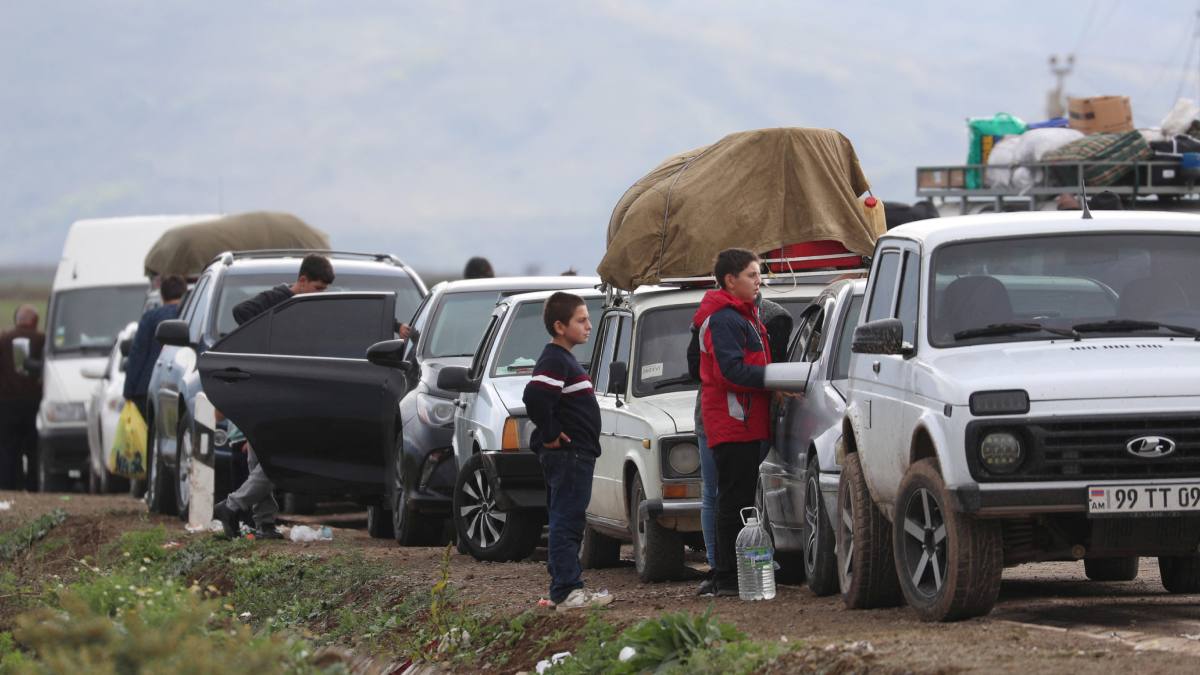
left=144, top=211, right=330, bottom=277
left=598, top=127, right=878, bottom=290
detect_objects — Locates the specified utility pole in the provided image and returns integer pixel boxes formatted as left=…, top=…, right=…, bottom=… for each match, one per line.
left=1047, top=53, right=1075, bottom=119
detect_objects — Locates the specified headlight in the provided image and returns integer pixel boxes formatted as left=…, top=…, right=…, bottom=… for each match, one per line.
left=416, top=393, right=456, bottom=428
left=43, top=401, right=87, bottom=423
left=667, top=442, right=701, bottom=476
left=979, top=431, right=1023, bottom=474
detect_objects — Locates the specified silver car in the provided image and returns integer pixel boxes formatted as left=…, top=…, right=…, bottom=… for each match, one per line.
left=759, top=278, right=866, bottom=594
left=82, top=321, right=137, bottom=494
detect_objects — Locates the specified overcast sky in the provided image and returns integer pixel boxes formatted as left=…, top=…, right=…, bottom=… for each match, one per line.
left=1, top=0, right=1195, bottom=275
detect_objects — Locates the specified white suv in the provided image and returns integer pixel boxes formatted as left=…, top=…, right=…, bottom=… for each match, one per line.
left=839, top=211, right=1200, bottom=622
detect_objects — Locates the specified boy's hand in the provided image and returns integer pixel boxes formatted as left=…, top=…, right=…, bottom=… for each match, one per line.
left=544, top=432, right=571, bottom=449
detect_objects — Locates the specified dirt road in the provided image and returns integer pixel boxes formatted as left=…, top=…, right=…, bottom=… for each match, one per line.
left=4, top=491, right=1199, bottom=673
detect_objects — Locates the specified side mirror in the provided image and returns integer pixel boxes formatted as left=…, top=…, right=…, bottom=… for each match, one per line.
left=851, top=318, right=911, bottom=356
left=155, top=319, right=192, bottom=348
left=81, top=363, right=107, bottom=379
left=437, top=365, right=479, bottom=394
left=608, top=361, right=628, bottom=396
left=366, top=339, right=413, bottom=374
left=119, top=337, right=133, bottom=357
left=763, top=362, right=814, bottom=393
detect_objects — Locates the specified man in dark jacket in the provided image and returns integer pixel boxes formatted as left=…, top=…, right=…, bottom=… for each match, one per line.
left=124, top=276, right=186, bottom=419
left=0, top=305, right=44, bottom=490
left=693, top=248, right=773, bottom=596
left=215, top=254, right=335, bottom=539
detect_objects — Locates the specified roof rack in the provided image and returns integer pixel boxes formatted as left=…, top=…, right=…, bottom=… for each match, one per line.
left=214, top=249, right=404, bottom=267
left=658, top=251, right=869, bottom=288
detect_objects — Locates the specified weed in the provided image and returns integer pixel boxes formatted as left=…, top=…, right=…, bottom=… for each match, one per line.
left=0, top=511, right=66, bottom=563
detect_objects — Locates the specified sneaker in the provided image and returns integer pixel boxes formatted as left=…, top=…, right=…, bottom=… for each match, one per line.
left=213, top=500, right=240, bottom=539
left=554, top=588, right=614, bottom=612
left=696, top=577, right=717, bottom=597
left=254, top=523, right=285, bottom=540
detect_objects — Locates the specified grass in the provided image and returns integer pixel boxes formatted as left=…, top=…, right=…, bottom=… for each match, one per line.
left=0, top=299, right=48, bottom=331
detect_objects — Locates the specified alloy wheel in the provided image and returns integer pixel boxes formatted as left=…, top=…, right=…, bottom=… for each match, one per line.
left=804, top=473, right=821, bottom=576
left=899, top=487, right=948, bottom=598
left=177, top=425, right=192, bottom=511
left=837, top=481, right=855, bottom=591
left=459, top=467, right=505, bottom=548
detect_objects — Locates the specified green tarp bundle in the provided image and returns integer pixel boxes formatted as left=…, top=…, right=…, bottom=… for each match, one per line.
left=598, top=127, right=876, bottom=291
left=144, top=211, right=330, bottom=277
left=1044, top=130, right=1153, bottom=187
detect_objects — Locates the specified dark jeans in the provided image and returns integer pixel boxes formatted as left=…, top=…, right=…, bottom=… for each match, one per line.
left=539, top=449, right=595, bottom=603
left=712, top=440, right=763, bottom=587
left=0, top=401, right=39, bottom=491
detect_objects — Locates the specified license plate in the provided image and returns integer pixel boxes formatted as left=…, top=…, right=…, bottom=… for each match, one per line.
left=1087, top=483, right=1200, bottom=516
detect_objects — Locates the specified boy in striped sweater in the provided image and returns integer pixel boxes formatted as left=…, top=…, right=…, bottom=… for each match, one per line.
left=522, top=292, right=614, bottom=612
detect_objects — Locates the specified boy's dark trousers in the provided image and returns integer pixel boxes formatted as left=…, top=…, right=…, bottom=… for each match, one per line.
left=712, top=441, right=763, bottom=588
left=539, top=448, right=595, bottom=604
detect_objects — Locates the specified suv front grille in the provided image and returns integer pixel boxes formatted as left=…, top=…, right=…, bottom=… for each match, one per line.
left=966, top=415, right=1200, bottom=482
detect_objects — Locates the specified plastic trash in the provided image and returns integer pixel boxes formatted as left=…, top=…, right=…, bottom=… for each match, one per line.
left=0, top=500, right=11, bottom=511
left=735, top=506, right=776, bottom=601
left=535, top=651, right=571, bottom=674
left=288, top=525, right=333, bottom=542
left=1161, top=98, right=1200, bottom=137
left=186, top=520, right=225, bottom=534
left=618, top=646, right=637, bottom=662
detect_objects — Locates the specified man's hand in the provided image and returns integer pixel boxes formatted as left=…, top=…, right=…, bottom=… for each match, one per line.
left=774, top=391, right=803, bottom=404
left=543, top=432, right=571, bottom=449
left=398, top=323, right=412, bottom=340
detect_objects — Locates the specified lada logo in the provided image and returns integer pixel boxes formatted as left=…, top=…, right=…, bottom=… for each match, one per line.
left=1125, top=436, right=1177, bottom=459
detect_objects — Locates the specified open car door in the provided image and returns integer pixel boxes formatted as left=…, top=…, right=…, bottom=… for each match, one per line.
left=199, top=292, right=405, bottom=496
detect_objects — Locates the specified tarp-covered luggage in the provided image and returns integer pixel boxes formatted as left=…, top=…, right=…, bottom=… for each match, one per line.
left=1044, top=131, right=1153, bottom=187
left=144, top=211, right=331, bottom=278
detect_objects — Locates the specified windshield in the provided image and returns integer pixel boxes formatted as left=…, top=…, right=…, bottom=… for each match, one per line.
left=490, top=297, right=603, bottom=377
left=633, top=306, right=697, bottom=396
left=49, top=285, right=147, bottom=354
left=422, top=291, right=505, bottom=358
left=930, top=233, right=1200, bottom=346
left=215, top=271, right=425, bottom=337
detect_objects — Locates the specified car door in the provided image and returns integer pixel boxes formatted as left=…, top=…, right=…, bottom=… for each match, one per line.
left=198, top=292, right=404, bottom=496
left=454, top=307, right=506, bottom=469
left=589, top=310, right=633, bottom=527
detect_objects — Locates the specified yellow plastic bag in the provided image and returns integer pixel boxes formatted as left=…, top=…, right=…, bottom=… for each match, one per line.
left=109, top=402, right=148, bottom=479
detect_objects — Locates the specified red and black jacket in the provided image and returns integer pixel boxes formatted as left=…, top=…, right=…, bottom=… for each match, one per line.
left=693, top=290, right=772, bottom=446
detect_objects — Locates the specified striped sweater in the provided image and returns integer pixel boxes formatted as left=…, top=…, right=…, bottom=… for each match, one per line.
left=522, top=343, right=601, bottom=457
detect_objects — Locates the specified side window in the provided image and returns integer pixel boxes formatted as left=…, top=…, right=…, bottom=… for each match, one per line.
left=800, top=309, right=826, bottom=362
left=469, top=314, right=502, bottom=381
left=831, top=295, right=865, bottom=380
left=788, top=307, right=816, bottom=362
left=211, top=311, right=270, bottom=355
left=591, top=315, right=621, bottom=395
left=186, top=276, right=214, bottom=344
left=269, top=297, right=389, bottom=359
left=866, top=251, right=901, bottom=323
left=179, top=276, right=205, bottom=325
left=896, top=251, right=920, bottom=344
left=614, top=315, right=633, bottom=367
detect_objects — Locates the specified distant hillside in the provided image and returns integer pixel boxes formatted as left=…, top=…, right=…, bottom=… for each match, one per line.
left=0, top=265, right=54, bottom=297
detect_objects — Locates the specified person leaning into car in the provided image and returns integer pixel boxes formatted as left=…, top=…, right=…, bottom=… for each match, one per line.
left=214, top=254, right=336, bottom=539
left=125, top=275, right=186, bottom=420
left=692, top=248, right=773, bottom=597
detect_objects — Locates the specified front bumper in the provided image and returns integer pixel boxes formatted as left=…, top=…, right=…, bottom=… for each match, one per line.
left=951, top=477, right=1200, bottom=516
left=480, top=450, right=545, bottom=511
left=638, top=498, right=703, bottom=531
left=38, top=425, right=89, bottom=476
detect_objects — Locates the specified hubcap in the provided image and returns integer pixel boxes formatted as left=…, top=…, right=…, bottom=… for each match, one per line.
left=147, top=435, right=160, bottom=505
left=392, top=442, right=405, bottom=532
left=459, top=468, right=505, bottom=548
left=901, top=487, right=948, bottom=598
left=178, top=427, right=191, bottom=508
left=837, top=484, right=855, bottom=590
left=804, top=474, right=820, bottom=575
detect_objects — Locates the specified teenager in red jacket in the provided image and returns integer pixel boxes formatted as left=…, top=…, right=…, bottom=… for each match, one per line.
left=693, top=248, right=772, bottom=596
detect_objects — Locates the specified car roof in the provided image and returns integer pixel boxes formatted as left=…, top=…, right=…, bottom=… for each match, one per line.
left=497, top=287, right=604, bottom=307
left=615, top=282, right=828, bottom=313
left=221, top=256, right=414, bottom=278
left=432, top=276, right=601, bottom=295
left=886, top=210, right=1200, bottom=251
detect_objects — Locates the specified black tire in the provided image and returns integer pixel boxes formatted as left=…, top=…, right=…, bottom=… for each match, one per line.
left=630, top=474, right=685, bottom=582
left=580, top=526, right=622, bottom=569
left=894, top=459, right=1002, bottom=622
left=174, top=414, right=194, bottom=521
left=282, top=492, right=317, bottom=515
left=391, top=434, right=445, bottom=546
left=1159, top=555, right=1200, bottom=593
left=367, top=505, right=394, bottom=539
left=756, top=479, right=804, bottom=584
left=836, top=453, right=903, bottom=609
left=1084, top=557, right=1139, bottom=582
left=145, top=417, right=178, bottom=516
left=88, top=463, right=106, bottom=494
left=453, top=453, right=539, bottom=562
left=37, top=455, right=69, bottom=493
left=803, top=456, right=839, bottom=596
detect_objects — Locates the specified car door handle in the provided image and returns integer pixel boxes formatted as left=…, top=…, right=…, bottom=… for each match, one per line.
left=213, top=368, right=251, bottom=382
left=872, top=361, right=881, bottom=374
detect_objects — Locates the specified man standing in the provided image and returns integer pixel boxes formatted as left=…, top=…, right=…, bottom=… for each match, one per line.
left=124, top=276, right=187, bottom=419
left=693, top=249, right=773, bottom=596
left=0, top=305, right=44, bottom=490
left=215, top=254, right=335, bottom=539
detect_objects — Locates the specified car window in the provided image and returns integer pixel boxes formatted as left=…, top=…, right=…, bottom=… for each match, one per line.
left=490, top=298, right=603, bottom=377
left=48, top=285, right=147, bottom=354
left=614, top=315, right=633, bottom=370
left=591, top=314, right=622, bottom=395
left=179, top=277, right=204, bottom=325
left=633, top=305, right=698, bottom=396
left=788, top=307, right=816, bottom=362
left=268, top=296, right=391, bottom=359
left=769, top=296, right=816, bottom=343
left=866, top=251, right=901, bottom=323
left=469, top=313, right=502, bottom=380
left=801, top=308, right=826, bottom=362
left=831, top=295, right=865, bottom=380
left=422, top=290, right=506, bottom=358
left=186, top=276, right=214, bottom=344
left=896, top=251, right=920, bottom=345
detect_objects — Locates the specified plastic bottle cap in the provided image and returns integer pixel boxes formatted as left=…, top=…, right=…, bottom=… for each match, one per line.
left=864, top=196, right=878, bottom=208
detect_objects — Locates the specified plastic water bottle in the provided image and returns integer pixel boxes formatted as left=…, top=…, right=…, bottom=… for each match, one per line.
left=735, top=507, right=776, bottom=601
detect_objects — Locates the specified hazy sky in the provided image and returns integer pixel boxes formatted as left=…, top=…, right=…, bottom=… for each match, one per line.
left=1, top=1, right=1195, bottom=275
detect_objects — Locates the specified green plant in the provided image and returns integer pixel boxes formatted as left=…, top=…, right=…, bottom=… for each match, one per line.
left=0, top=511, right=66, bottom=563
left=549, top=609, right=745, bottom=675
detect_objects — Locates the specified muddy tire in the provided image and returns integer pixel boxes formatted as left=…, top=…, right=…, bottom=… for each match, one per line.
left=630, top=474, right=685, bottom=582
left=145, top=419, right=178, bottom=516
left=756, top=479, right=804, bottom=584
left=367, top=505, right=394, bottom=539
left=390, top=432, right=443, bottom=547
left=174, top=413, right=194, bottom=522
left=1159, top=554, right=1200, bottom=593
left=580, top=526, right=622, bottom=569
left=836, top=453, right=902, bottom=609
left=454, top=453, right=539, bottom=562
left=1084, top=556, right=1139, bottom=582
left=803, top=456, right=839, bottom=596
left=282, top=492, right=317, bottom=515
left=894, top=459, right=1002, bottom=622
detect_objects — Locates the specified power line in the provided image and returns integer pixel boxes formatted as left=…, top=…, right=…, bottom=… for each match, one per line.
left=1172, top=9, right=1200, bottom=104
left=1071, top=0, right=1100, bottom=57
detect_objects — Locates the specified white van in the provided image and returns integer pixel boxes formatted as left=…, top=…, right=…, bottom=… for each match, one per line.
left=36, top=214, right=217, bottom=491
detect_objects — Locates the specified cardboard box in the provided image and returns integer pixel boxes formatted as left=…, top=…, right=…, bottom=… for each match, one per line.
left=1068, top=96, right=1134, bottom=134
left=917, top=168, right=966, bottom=189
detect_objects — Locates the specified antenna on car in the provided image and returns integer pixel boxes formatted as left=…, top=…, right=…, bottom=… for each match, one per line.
left=1079, top=174, right=1093, bottom=220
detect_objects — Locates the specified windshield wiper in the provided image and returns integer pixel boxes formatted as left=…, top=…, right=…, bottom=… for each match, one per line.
left=651, top=375, right=696, bottom=390
left=953, top=322, right=1080, bottom=341
left=1072, top=319, right=1200, bottom=340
